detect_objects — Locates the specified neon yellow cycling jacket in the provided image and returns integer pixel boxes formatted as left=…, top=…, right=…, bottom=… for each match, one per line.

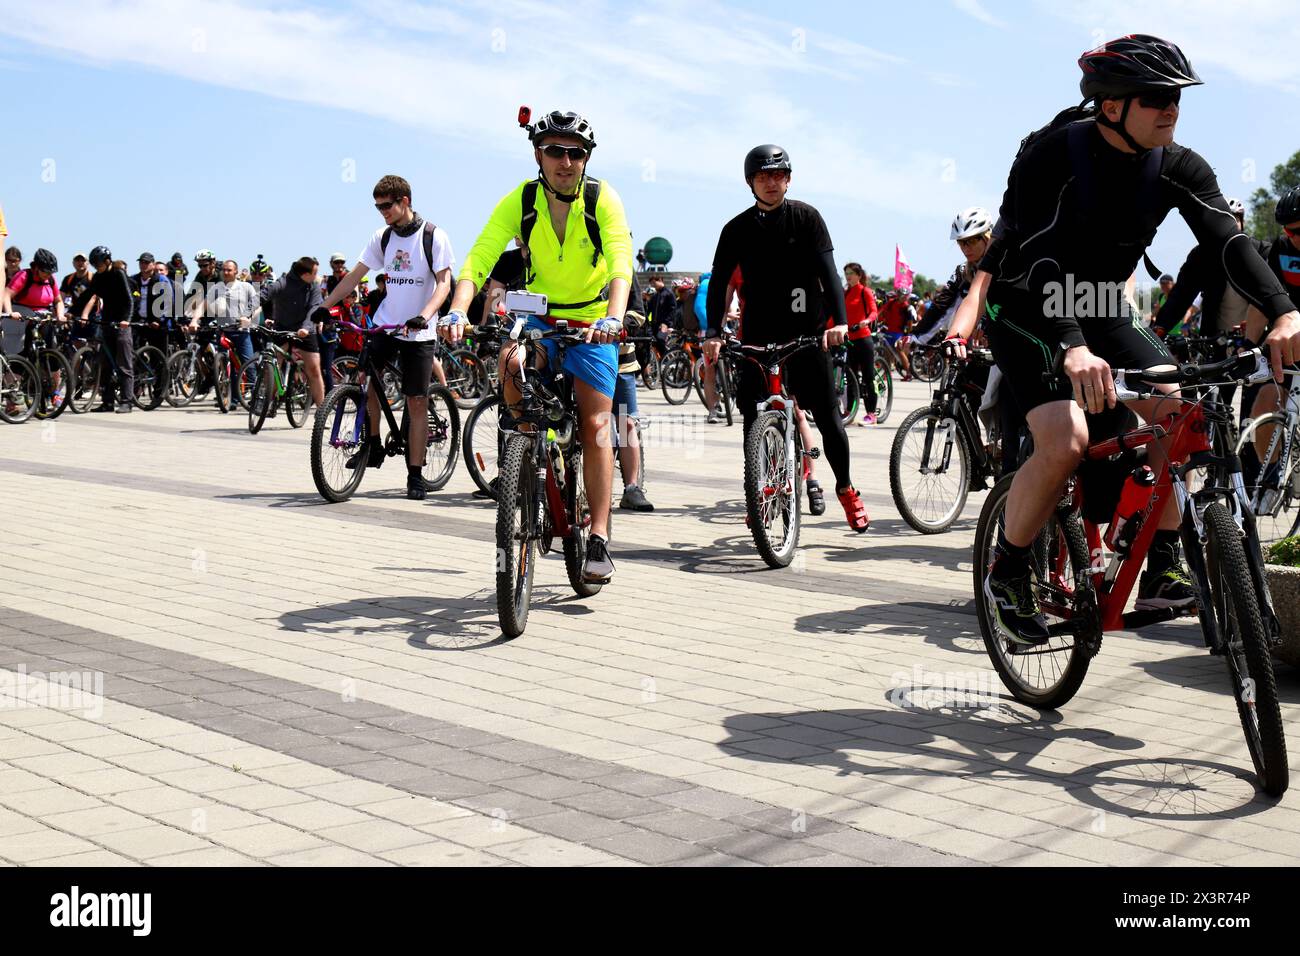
left=459, top=177, right=634, bottom=324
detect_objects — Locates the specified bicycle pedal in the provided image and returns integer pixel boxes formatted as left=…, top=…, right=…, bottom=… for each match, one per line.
left=803, top=447, right=821, bottom=460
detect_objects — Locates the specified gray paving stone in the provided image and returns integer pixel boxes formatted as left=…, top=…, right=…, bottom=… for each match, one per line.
left=523, top=810, right=632, bottom=843
left=596, top=770, right=696, bottom=798
left=501, top=773, right=600, bottom=801
left=451, top=791, right=560, bottom=822
left=624, top=809, right=748, bottom=843
left=525, top=754, right=622, bottom=781
left=392, top=772, right=492, bottom=801
left=555, top=790, right=670, bottom=821
left=588, top=829, right=709, bottom=865
left=699, top=832, right=829, bottom=865
left=657, top=788, right=772, bottom=819
left=284, top=743, right=381, bottom=769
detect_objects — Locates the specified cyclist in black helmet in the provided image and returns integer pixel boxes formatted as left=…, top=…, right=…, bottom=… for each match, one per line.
left=946, top=34, right=1300, bottom=646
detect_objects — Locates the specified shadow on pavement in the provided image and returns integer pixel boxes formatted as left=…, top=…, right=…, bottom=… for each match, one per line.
left=275, top=586, right=595, bottom=651
left=718, top=702, right=1274, bottom=821
left=795, top=600, right=985, bottom=656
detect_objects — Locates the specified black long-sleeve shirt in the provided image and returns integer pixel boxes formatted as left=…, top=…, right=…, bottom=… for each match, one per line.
left=705, top=199, right=847, bottom=341
left=980, top=120, right=1292, bottom=348
left=259, top=272, right=322, bottom=335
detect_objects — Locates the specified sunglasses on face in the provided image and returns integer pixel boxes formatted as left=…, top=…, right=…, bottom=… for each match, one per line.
left=540, top=144, right=588, bottom=161
left=1136, top=89, right=1180, bottom=111
left=957, top=236, right=985, bottom=249
left=1285, top=225, right=1300, bottom=238
left=374, top=200, right=398, bottom=212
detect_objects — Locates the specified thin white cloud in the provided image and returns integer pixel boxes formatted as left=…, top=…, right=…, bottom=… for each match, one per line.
left=1040, top=0, right=1300, bottom=95
left=0, top=0, right=978, bottom=219
left=953, top=0, right=1006, bottom=29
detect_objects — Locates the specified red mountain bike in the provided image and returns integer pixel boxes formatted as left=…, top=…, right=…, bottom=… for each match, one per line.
left=973, top=348, right=1288, bottom=796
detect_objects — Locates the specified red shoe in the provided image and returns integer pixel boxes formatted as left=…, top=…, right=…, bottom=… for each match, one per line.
left=837, top=486, right=870, bottom=533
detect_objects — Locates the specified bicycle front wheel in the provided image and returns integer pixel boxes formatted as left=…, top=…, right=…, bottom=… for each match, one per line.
left=132, top=346, right=168, bottom=410
left=889, top=407, right=971, bottom=534
left=912, top=347, right=944, bottom=384
left=248, top=363, right=272, bottom=434
left=34, top=348, right=74, bottom=420
left=1203, top=502, right=1289, bottom=796
left=972, top=474, right=1093, bottom=709
left=463, top=394, right=502, bottom=499
left=660, top=349, right=693, bottom=405
left=446, top=349, right=486, bottom=410
left=311, top=384, right=368, bottom=502
left=743, top=410, right=802, bottom=568
left=69, top=346, right=100, bottom=414
left=1236, top=414, right=1300, bottom=544
left=496, top=433, right=539, bottom=637
left=165, top=351, right=196, bottom=407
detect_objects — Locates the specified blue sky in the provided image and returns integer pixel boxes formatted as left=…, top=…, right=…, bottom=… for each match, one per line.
left=2, top=0, right=1297, bottom=288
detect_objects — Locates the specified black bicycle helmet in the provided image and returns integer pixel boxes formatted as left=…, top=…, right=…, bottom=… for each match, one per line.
left=1275, top=186, right=1300, bottom=225
left=530, top=110, right=596, bottom=151
left=1079, top=34, right=1202, bottom=102
left=88, top=246, right=112, bottom=267
left=744, top=144, right=792, bottom=184
left=32, top=248, right=58, bottom=272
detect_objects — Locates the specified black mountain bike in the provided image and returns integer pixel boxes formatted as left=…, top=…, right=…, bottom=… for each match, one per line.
left=311, top=323, right=460, bottom=502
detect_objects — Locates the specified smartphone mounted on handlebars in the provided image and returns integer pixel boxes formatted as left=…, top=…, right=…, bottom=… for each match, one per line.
left=505, top=290, right=548, bottom=316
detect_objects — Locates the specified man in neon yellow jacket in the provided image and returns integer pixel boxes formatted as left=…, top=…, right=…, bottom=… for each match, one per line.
left=443, top=110, right=632, bottom=584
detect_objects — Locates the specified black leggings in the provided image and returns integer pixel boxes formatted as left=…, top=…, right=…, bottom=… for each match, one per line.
left=737, top=349, right=853, bottom=490
left=846, top=336, right=877, bottom=414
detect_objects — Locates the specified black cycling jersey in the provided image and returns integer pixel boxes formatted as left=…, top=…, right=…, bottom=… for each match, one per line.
left=981, top=120, right=1293, bottom=349
left=88, top=268, right=134, bottom=325
left=705, top=199, right=847, bottom=341
left=1157, top=236, right=1271, bottom=336
left=913, top=263, right=971, bottom=339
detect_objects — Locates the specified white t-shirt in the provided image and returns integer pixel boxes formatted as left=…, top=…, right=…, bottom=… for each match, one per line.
left=358, top=221, right=455, bottom=342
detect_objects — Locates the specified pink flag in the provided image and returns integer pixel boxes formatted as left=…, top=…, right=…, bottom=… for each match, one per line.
left=894, top=245, right=914, bottom=293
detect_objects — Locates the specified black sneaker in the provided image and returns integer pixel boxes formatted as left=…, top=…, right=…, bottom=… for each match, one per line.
left=406, top=471, right=428, bottom=501
left=983, top=565, right=1051, bottom=647
left=347, top=441, right=385, bottom=471
left=806, top=479, right=826, bottom=517
left=92, top=403, right=116, bottom=413
left=619, top=485, right=654, bottom=512
left=115, top=403, right=133, bottom=414
left=582, top=534, right=615, bottom=582
left=1136, top=563, right=1197, bottom=611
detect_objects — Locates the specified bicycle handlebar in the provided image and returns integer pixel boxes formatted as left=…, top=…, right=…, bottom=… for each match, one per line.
left=1113, top=349, right=1271, bottom=401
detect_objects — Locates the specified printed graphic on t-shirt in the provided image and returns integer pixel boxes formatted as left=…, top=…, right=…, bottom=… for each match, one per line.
left=391, top=249, right=412, bottom=273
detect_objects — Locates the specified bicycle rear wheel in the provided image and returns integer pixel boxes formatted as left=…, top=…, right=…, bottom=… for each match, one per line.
left=446, top=349, right=486, bottom=410
left=743, top=410, right=802, bottom=568
left=912, top=347, right=944, bottom=383
left=311, top=384, right=369, bottom=502
left=640, top=350, right=660, bottom=390
left=165, top=350, right=196, bottom=407
left=496, top=433, right=539, bottom=637
left=0, top=356, right=40, bottom=424
left=33, top=348, right=74, bottom=420
left=285, top=363, right=312, bottom=428
left=873, top=358, right=894, bottom=424
left=889, top=407, right=970, bottom=533
left=834, top=361, right=860, bottom=425
left=972, top=474, right=1093, bottom=709
left=463, top=394, right=502, bottom=499
left=1203, top=502, right=1289, bottom=796
left=562, top=446, right=604, bottom=597
left=719, top=358, right=734, bottom=427
left=213, top=352, right=231, bottom=413
left=132, top=346, right=168, bottom=410
left=235, top=356, right=261, bottom=410
left=419, top=384, right=461, bottom=491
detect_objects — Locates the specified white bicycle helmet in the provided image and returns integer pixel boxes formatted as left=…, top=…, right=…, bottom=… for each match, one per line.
left=951, top=207, right=994, bottom=241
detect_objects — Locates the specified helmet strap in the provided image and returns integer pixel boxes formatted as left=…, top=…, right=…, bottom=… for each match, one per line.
left=1095, top=96, right=1148, bottom=154
left=538, top=168, right=580, bottom=204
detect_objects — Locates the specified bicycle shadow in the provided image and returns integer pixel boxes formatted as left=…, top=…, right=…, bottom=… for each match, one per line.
left=718, top=700, right=1273, bottom=821
left=795, top=600, right=986, bottom=657
left=275, top=587, right=595, bottom=651
left=1136, top=653, right=1300, bottom=706
left=806, top=539, right=973, bottom=574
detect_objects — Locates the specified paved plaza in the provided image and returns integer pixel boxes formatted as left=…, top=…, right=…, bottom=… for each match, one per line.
left=1, top=380, right=1297, bottom=866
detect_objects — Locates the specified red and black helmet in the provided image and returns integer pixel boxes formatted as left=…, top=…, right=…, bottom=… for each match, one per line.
left=1079, top=34, right=1202, bottom=102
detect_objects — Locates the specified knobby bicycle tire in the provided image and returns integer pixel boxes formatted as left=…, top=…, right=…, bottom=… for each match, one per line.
left=496, top=433, right=538, bottom=637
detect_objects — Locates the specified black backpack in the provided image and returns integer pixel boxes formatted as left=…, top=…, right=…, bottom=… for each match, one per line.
left=520, top=178, right=604, bottom=279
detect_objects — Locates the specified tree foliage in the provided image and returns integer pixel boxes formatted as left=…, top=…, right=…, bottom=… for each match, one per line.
left=1247, top=150, right=1300, bottom=243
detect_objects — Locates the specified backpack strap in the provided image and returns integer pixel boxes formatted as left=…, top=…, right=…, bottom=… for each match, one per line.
left=380, top=225, right=394, bottom=260
left=1068, top=120, right=1165, bottom=280
left=583, top=178, right=603, bottom=267
left=520, top=180, right=540, bottom=283
left=422, top=220, right=436, bottom=272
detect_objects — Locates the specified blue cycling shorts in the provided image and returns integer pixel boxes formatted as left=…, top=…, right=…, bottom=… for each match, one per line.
left=527, top=315, right=617, bottom=399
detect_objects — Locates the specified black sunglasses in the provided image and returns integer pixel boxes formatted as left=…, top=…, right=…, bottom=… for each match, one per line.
left=1136, top=89, right=1180, bottom=111
left=540, top=144, right=588, bottom=161
left=374, top=200, right=398, bottom=212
